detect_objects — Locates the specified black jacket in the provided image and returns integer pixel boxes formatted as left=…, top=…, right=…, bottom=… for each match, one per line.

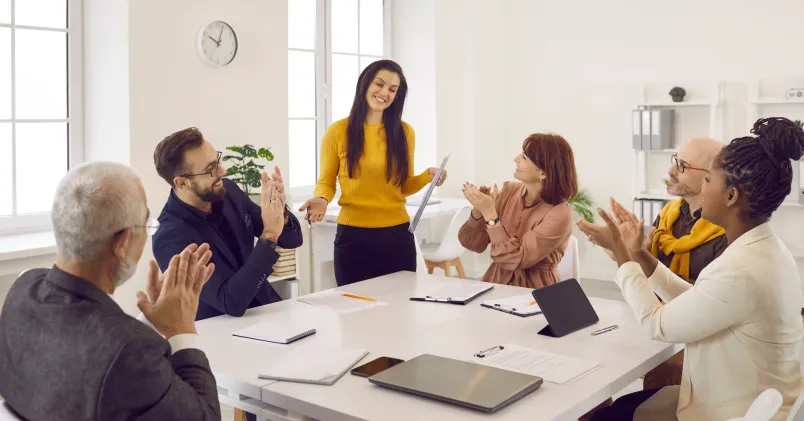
left=153, top=178, right=303, bottom=320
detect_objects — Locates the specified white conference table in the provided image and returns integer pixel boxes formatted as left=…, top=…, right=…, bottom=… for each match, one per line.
left=196, top=272, right=681, bottom=421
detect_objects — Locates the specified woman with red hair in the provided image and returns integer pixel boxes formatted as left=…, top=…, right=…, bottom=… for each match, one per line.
left=459, top=133, right=578, bottom=289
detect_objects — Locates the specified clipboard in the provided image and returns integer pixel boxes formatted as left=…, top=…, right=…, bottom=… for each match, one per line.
left=480, top=303, right=542, bottom=318
left=480, top=293, right=542, bottom=317
left=409, top=154, right=450, bottom=233
left=409, top=282, right=493, bottom=305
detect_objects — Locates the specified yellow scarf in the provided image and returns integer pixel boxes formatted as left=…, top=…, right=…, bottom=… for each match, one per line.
left=650, top=198, right=725, bottom=280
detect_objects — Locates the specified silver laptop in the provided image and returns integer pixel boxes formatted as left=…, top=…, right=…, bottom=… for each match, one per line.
left=368, top=354, right=543, bottom=413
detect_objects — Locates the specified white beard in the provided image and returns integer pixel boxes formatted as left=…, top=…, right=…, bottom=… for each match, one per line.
left=115, top=255, right=137, bottom=287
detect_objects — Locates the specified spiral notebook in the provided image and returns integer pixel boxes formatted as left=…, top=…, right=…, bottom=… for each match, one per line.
left=258, top=346, right=368, bottom=385
left=232, top=320, right=317, bottom=345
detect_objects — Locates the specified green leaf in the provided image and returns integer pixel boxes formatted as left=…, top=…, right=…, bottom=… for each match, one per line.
left=258, top=148, right=275, bottom=161
left=223, top=144, right=277, bottom=183
left=568, top=189, right=596, bottom=223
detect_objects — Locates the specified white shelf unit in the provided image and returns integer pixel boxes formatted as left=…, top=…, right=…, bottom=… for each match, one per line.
left=748, top=79, right=803, bottom=208
left=634, top=82, right=723, bottom=200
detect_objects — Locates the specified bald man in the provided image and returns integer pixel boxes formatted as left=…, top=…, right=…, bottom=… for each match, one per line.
left=653, top=137, right=727, bottom=282
left=645, top=137, right=728, bottom=390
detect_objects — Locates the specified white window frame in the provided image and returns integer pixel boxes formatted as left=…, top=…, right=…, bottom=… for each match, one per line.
left=289, top=0, right=393, bottom=201
left=0, top=0, right=84, bottom=235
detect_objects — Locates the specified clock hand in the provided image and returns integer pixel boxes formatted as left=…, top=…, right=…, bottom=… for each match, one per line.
left=217, top=24, right=225, bottom=44
left=207, top=35, right=220, bottom=46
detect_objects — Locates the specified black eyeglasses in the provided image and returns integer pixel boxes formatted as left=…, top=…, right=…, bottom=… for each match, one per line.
left=671, top=154, right=707, bottom=174
left=180, top=151, right=223, bottom=178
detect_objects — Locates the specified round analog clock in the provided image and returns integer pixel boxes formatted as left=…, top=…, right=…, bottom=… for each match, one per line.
left=197, top=21, right=238, bottom=67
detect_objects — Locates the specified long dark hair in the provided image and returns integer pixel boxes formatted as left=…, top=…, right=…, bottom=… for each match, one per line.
left=717, top=117, right=804, bottom=221
left=345, top=60, right=409, bottom=186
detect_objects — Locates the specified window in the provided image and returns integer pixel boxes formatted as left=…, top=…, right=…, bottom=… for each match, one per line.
left=0, top=0, right=83, bottom=234
left=288, top=0, right=390, bottom=196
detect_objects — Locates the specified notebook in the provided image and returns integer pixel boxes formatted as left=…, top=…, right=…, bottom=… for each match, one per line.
left=258, top=346, right=369, bottom=385
left=410, top=282, right=493, bottom=305
left=481, top=293, right=542, bottom=317
left=232, top=320, right=316, bottom=344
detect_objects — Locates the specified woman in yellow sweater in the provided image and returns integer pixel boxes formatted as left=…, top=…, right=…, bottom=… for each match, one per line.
left=299, top=60, right=446, bottom=286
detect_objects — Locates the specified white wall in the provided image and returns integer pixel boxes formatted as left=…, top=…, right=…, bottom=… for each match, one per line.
left=82, top=0, right=289, bottom=314
left=432, top=0, right=511, bottom=196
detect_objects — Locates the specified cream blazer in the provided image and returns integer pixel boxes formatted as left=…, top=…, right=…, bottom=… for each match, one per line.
left=617, top=222, right=803, bottom=421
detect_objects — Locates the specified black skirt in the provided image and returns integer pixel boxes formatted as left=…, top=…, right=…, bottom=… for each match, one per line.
left=334, top=223, right=417, bottom=286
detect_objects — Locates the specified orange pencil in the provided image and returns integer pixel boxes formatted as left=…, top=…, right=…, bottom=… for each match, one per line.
left=342, top=293, right=376, bottom=302
left=528, top=301, right=537, bottom=305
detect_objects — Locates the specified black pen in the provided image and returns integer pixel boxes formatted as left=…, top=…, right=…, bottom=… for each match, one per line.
left=306, top=208, right=311, bottom=228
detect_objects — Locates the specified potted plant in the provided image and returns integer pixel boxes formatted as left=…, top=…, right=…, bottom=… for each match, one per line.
left=794, top=119, right=804, bottom=129
left=569, top=189, right=595, bottom=223
left=223, top=144, right=275, bottom=195
left=669, top=86, right=686, bottom=102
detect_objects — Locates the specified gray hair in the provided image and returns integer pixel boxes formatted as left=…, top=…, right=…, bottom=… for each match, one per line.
left=52, top=162, right=146, bottom=261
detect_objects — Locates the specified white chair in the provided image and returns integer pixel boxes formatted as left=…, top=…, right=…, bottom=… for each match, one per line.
left=0, top=402, right=22, bottom=421
left=557, top=235, right=580, bottom=282
left=725, top=389, right=783, bottom=421
left=787, top=387, right=804, bottom=421
left=420, top=206, right=473, bottom=278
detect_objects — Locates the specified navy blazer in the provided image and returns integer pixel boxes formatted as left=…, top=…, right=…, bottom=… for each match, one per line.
left=152, top=178, right=303, bottom=320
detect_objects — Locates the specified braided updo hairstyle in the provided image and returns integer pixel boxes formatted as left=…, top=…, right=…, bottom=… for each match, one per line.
left=716, top=117, right=804, bottom=221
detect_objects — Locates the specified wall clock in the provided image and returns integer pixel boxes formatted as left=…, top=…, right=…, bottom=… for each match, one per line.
left=197, top=20, right=238, bottom=67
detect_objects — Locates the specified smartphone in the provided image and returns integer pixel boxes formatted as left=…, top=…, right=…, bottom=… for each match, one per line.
left=350, top=357, right=405, bottom=378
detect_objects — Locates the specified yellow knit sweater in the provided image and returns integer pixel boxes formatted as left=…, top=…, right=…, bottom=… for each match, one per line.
left=313, top=118, right=431, bottom=228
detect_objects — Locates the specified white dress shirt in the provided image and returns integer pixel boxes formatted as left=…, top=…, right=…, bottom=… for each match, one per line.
left=136, top=313, right=200, bottom=354
left=616, top=223, right=803, bottom=421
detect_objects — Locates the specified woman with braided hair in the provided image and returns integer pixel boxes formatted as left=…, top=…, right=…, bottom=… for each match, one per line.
left=578, top=117, right=804, bottom=421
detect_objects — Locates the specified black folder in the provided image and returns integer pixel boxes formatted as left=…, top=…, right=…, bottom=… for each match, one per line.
left=532, top=279, right=599, bottom=337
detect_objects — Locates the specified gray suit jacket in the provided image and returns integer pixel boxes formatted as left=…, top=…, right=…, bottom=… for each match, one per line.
left=0, top=266, right=221, bottom=421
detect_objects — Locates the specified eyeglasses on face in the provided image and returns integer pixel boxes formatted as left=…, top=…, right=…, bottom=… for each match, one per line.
left=180, top=151, right=223, bottom=179
left=671, top=154, right=707, bottom=174
left=115, top=218, right=160, bottom=236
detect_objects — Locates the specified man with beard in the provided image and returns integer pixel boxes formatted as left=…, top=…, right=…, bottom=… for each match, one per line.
left=0, top=162, right=221, bottom=420
left=152, top=127, right=303, bottom=321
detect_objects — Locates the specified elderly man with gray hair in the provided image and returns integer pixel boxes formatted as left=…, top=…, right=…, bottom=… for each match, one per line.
left=0, top=162, right=221, bottom=421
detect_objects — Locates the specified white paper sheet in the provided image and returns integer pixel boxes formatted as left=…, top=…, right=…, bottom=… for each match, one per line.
left=481, top=293, right=542, bottom=316
left=297, top=290, right=387, bottom=314
left=471, top=343, right=601, bottom=384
